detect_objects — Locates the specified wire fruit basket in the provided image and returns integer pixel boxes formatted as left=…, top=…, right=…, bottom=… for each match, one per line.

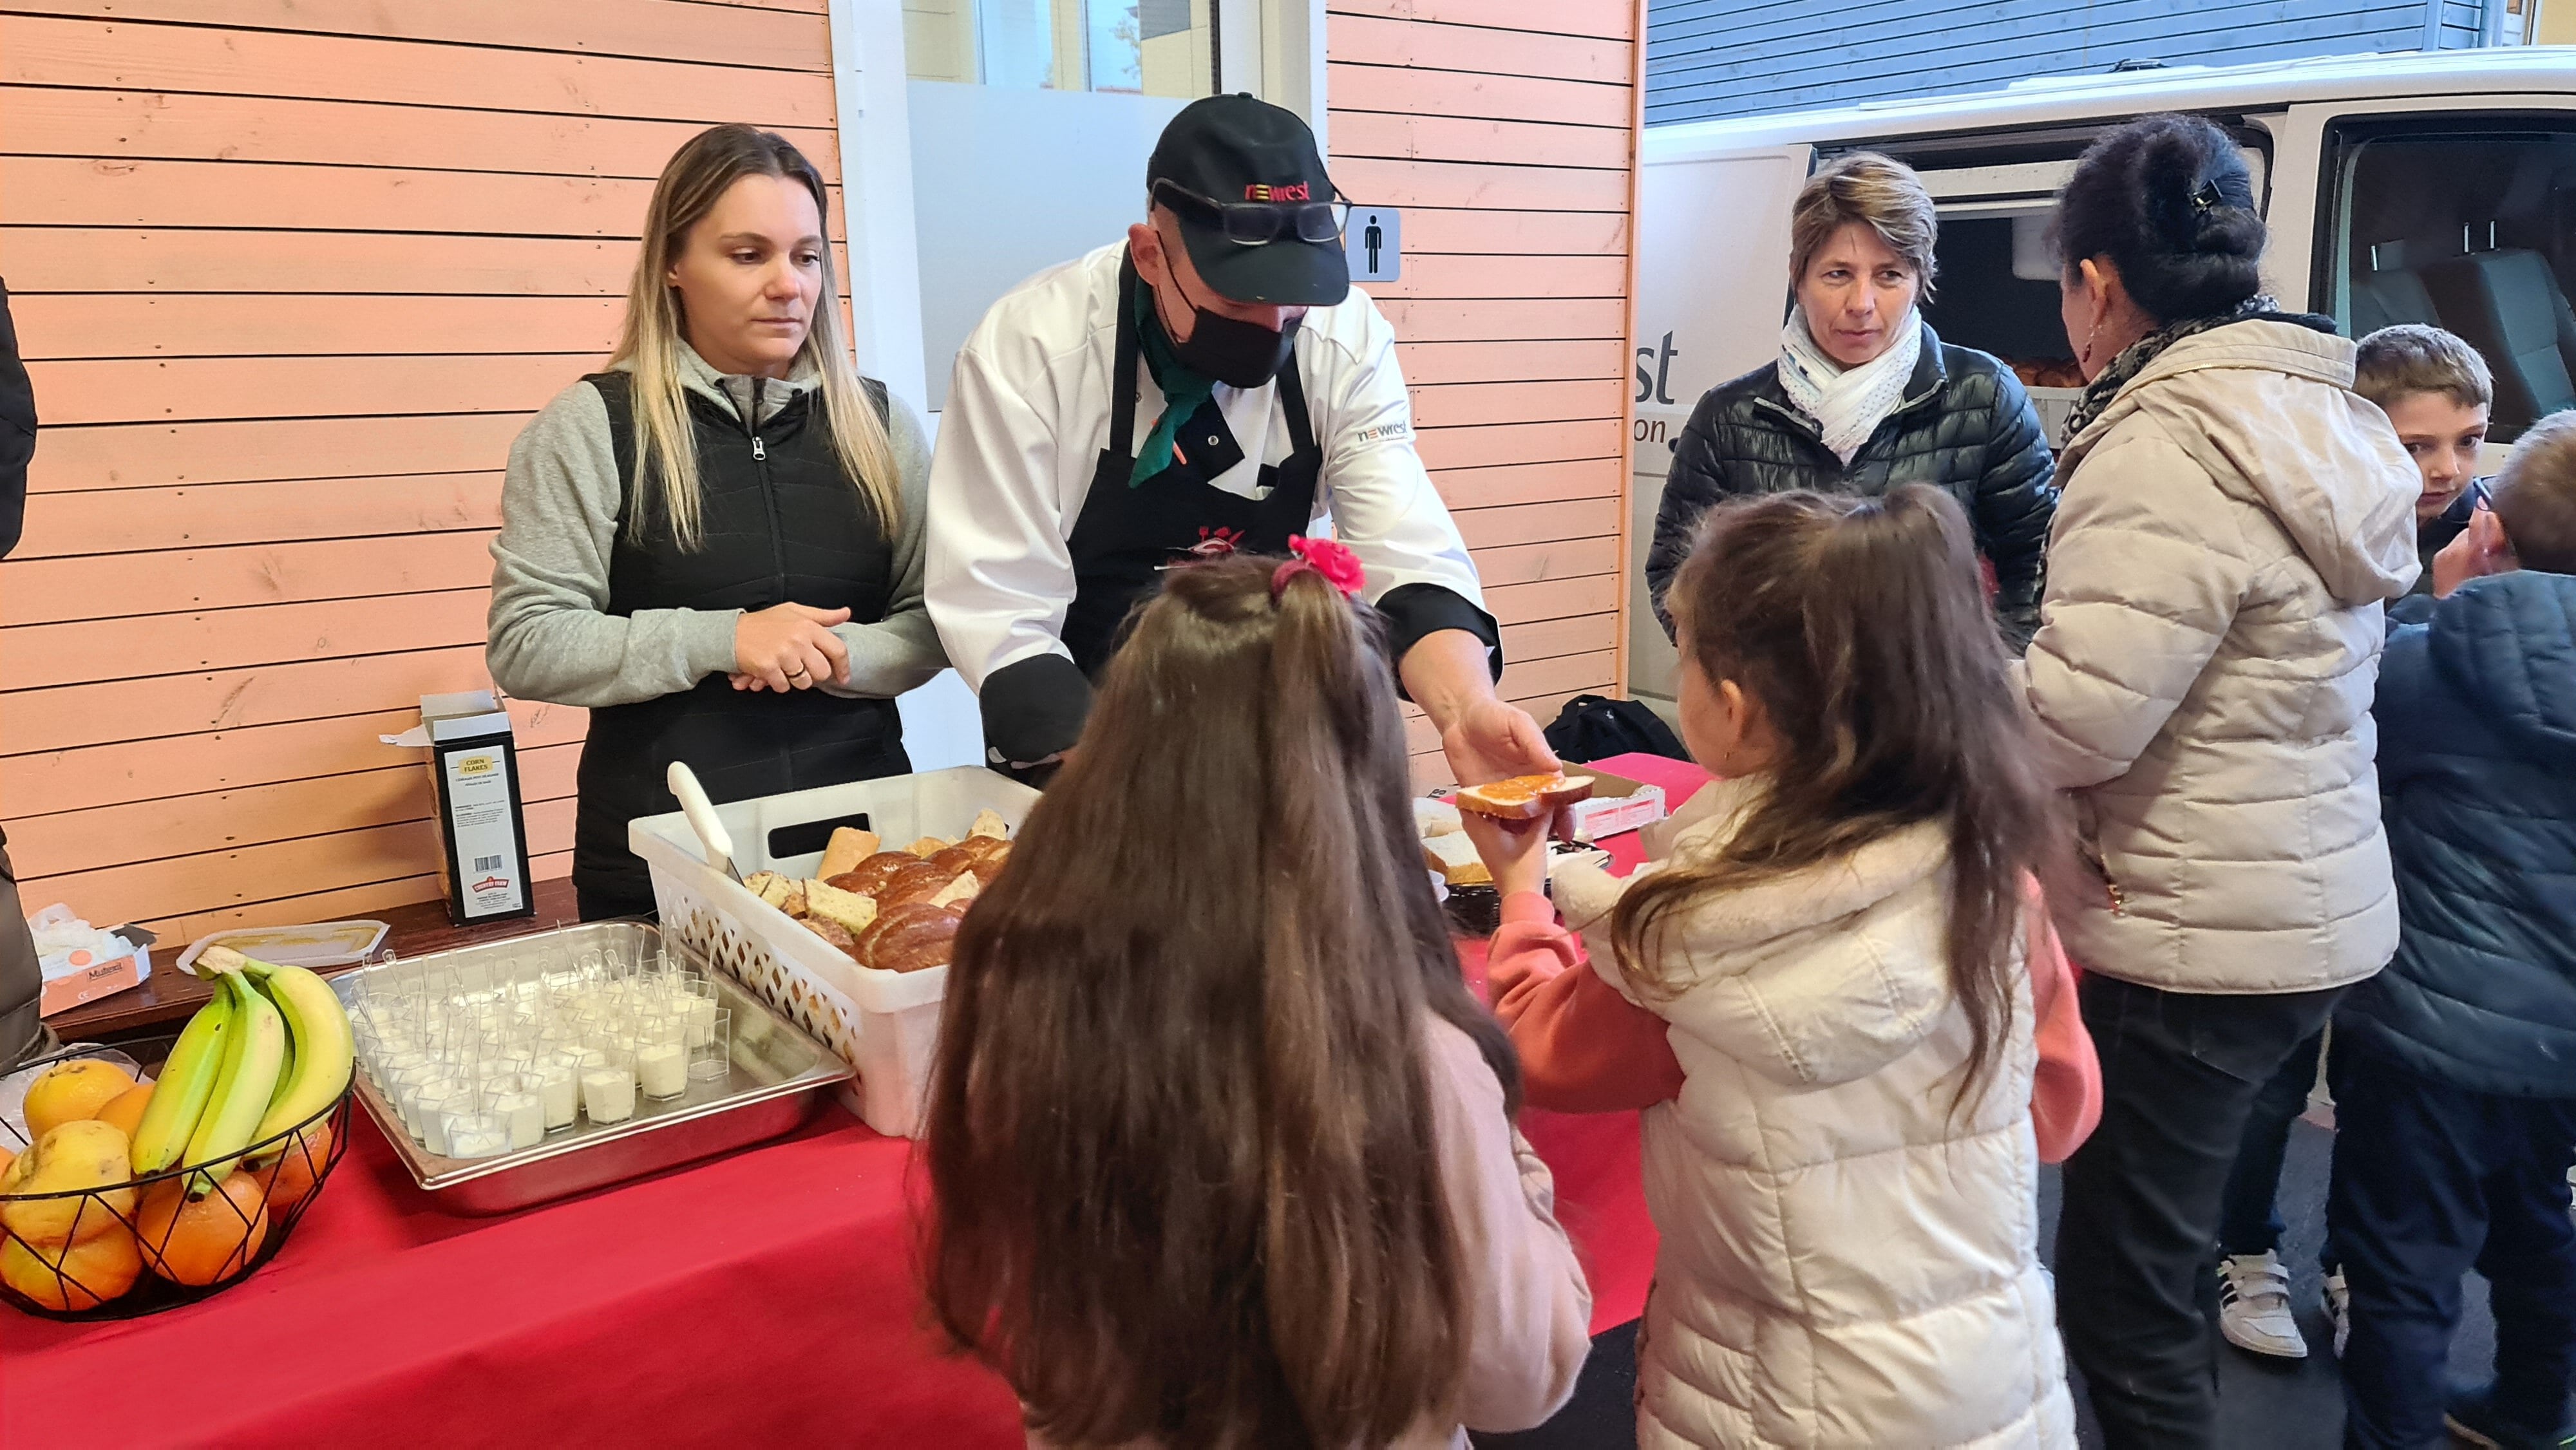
left=0, top=1042, right=352, bottom=1321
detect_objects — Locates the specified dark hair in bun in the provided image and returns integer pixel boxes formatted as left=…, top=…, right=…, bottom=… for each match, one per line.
left=2049, top=113, right=2267, bottom=325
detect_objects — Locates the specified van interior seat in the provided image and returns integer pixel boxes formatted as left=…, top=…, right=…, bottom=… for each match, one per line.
left=2353, top=238, right=2444, bottom=335
left=2424, top=248, right=2576, bottom=428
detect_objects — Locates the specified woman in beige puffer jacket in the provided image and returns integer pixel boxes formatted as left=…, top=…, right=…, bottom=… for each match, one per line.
left=2014, top=116, right=2420, bottom=1449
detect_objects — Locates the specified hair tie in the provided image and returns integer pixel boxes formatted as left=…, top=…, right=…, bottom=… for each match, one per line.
left=2190, top=178, right=2227, bottom=214
left=1271, top=534, right=1365, bottom=601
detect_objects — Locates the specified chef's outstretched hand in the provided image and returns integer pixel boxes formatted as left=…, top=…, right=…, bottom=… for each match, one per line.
left=1439, top=697, right=1559, bottom=791
left=733, top=603, right=851, bottom=692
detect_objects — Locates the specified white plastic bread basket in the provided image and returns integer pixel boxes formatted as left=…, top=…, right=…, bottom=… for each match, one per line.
left=630, top=766, right=1040, bottom=1137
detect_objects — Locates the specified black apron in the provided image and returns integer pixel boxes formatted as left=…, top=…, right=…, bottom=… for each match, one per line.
left=571, top=372, right=909, bottom=919
left=1057, top=258, right=1325, bottom=675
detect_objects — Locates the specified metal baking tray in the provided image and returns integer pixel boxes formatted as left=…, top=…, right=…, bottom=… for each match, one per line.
left=341, top=921, right=851, bottom=1214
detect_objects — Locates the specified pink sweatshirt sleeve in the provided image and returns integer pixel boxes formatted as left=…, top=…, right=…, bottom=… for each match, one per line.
left=1425, top=1018, right=1594, bottom=1433
left=1487, top=892, right=1685, bottom=1114
left=2027, top=905, right=2102, bottom=1163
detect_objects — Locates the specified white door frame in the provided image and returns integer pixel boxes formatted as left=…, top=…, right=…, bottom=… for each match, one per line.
left=1220, top=0, right=1329, bottom=153
left=826, top=0, right=933, bottom=417
left=825, top=0, right=1331, bottom=419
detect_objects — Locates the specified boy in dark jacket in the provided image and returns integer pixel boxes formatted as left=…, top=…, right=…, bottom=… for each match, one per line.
left=2208, top=326, right=2502, bottom=1365
left=2354, top=325, right=2494, bottom=627
left=2329, top=410, right=2576, bottom=1450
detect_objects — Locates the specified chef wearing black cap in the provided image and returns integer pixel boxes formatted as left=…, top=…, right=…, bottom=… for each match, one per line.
left=925, top=93, right=1555, bottom=786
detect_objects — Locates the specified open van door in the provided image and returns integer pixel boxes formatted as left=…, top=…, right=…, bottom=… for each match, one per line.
left=2302, top=105, right=2576, bottom=455
left=1627, top=143, right=1810, bottom=703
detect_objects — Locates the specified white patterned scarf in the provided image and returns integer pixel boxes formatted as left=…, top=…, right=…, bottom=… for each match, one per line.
left=1776, top=308, right=1924, bottom=465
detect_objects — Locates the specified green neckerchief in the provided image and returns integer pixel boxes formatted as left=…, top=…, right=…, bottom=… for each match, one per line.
left=1129, top=279, right=1218, bottom=486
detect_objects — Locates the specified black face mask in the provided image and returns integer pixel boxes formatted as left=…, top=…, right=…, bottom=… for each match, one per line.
left=1157, top=259, right=1301, bottom=388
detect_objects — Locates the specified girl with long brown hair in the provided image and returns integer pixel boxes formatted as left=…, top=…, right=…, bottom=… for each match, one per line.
left=922, top=547, right=1590, bottom=1448
left=1473, top=486, right=2098, bottom=1448
left=488, top=124, right=942, bottom=919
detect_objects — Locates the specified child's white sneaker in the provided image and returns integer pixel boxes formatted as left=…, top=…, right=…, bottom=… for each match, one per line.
left=2217, top=1252, right=2310, bottom=1359
left=2324, top=1267, right=2351, bottom=1358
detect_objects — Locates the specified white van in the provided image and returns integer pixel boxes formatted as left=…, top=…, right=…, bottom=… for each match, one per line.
left=1627, top=47, right=2576, bottom=704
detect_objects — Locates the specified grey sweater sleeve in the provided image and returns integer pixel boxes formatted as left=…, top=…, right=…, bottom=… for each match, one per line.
left=486, top=382, right=741, bottom=709
left=822, top=395, right=947, bottom=698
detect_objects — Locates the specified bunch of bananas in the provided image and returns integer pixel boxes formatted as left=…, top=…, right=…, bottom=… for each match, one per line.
left=130, top=948, right=354, bottom=1198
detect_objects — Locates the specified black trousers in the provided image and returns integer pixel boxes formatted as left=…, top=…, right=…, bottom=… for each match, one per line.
left=2056, top=973, right=2347, bottom=1448
left=2329, top=1042, right=2576, bottom=1448
left=576, top=882, right=657, bottom=923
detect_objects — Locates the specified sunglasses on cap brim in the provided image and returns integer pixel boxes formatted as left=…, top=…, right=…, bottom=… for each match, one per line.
left=1152, top=179, right=1349, bottom=246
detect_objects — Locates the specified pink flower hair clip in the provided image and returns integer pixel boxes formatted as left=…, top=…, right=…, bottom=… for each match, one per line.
left=1271, top=534, right=1366, bottom=601
left=1155, top=526, right=1246, bottom=574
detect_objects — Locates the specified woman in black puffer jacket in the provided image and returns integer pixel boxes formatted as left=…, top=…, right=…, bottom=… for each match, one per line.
left=1647, top=153, right=2057, bottom=647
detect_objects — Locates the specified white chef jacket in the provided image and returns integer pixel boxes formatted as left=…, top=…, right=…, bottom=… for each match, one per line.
left=925, top=242, right=1492, bottom=717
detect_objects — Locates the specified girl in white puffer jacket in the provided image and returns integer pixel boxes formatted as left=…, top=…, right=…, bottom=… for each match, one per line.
left=1470, top=487, right=2100, bottom=1449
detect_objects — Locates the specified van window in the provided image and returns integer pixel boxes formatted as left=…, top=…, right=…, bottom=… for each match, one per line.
left=2324, top=118, right=2576, bottom=442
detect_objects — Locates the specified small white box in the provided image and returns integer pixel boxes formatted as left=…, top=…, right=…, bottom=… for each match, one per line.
left=629, top=767, right=1039, bottom=1139
left=1564, top=769, right=1668, bottom=843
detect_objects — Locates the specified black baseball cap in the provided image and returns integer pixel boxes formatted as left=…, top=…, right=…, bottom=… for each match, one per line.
left=1147, top=93, right=1348, bottom=307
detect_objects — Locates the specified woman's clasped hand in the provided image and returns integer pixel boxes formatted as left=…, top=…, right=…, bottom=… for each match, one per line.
left=729, top=603, right=855, bottom=692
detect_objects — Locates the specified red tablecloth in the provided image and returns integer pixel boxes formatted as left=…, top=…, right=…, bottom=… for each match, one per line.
left=1, top=1105, right=1027, bottom=1448
left=2, top=753, right=1702, bottom=1442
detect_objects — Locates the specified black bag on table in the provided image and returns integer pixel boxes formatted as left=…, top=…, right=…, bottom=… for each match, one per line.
left=1542, top=693, right=1687, bottom=765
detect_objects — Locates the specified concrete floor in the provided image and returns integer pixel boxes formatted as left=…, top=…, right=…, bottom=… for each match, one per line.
left=1478, top=1116, right=2561, bottom=1450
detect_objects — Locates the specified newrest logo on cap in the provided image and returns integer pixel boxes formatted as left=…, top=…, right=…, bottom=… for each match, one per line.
left=1244, top=182, right=1311, bottom=202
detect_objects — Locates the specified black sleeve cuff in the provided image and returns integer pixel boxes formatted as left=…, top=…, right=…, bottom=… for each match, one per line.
left=1375, top=583, right=1503, bottom=695
left=979, top=653, right=1094, bottom=771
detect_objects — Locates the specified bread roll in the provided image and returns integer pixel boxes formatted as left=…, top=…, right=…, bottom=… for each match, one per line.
left=804, top=879, right=878, bottom=936
left=906, top=836, right=951, bottom=858
left=832, top=851, right=919, bottom=898
left=925, top=845, right=979, bottom=878
left=855, top=902, right=960, bottom=973
left=967, top=809, right=1010, bottom=840
left=950, top=834, right=1012, bottom=883
left=876, top=859, right=955, bottom=909
left=817, top=827, right=882, bottom=880
left=928, top=871, right=981, bottom=909
left=806, top=917, right=858, bottom=956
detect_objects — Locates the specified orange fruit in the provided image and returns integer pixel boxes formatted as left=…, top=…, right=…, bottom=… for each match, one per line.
left=94, top=1082, right=154, bottom=1142
left=0, top=1122, right=136, bottom=1248
left=23, top=1060, right=136, bottom=1139
left=251, top=1122, right=334, bottom=1216
left=1, top=1221, right=142, bottom=1311
left=134, top=1174, right=268, bottom=1287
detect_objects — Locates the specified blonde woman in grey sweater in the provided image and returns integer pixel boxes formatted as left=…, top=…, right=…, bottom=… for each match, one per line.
left=488, top=125, right=943, bottom=919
